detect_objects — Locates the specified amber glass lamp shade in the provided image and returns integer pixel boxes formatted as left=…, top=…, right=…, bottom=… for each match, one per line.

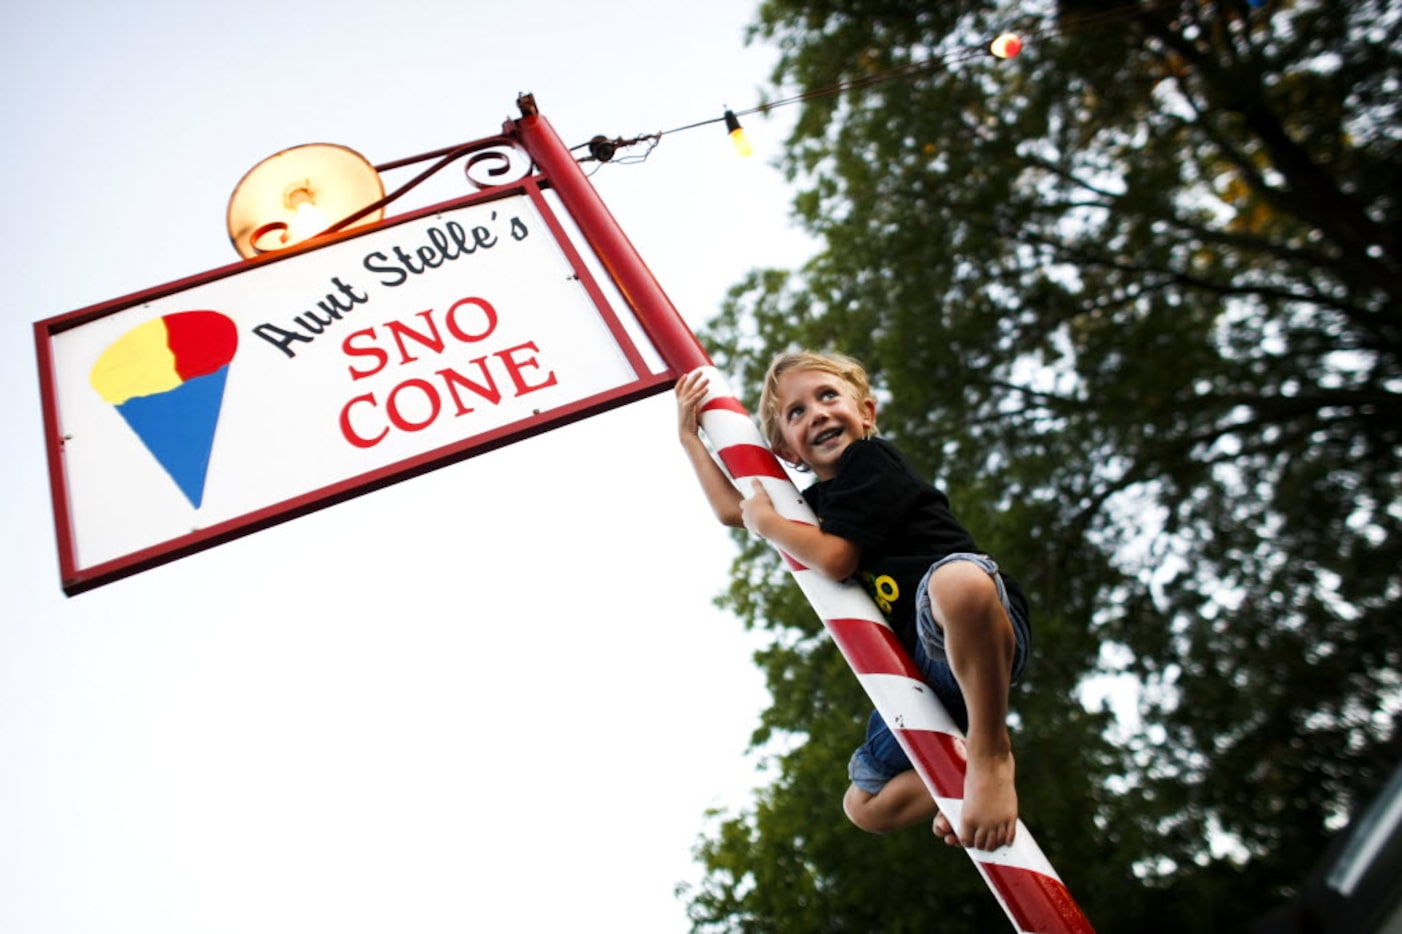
left=226, top=143, right=385, bottom=259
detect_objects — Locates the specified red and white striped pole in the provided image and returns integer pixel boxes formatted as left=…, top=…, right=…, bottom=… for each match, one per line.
left=693, top=368, right=1095, bottom=934
left=513, top=101, right=1094, bottom=932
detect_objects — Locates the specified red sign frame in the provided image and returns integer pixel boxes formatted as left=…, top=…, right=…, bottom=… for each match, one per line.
left=34, top=99, right=709, bottom=595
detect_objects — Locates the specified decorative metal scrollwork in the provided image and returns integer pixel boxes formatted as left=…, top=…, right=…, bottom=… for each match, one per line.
left=324, top=135, right=536, bottom=237
left=463, top=144, right=532, bottom=190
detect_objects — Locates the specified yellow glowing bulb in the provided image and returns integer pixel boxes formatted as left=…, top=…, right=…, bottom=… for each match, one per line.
left=724, top=110, right=753, bottom=158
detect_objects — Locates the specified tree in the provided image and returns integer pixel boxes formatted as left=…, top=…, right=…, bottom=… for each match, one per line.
left=684, top=1, right=1401, bottom=930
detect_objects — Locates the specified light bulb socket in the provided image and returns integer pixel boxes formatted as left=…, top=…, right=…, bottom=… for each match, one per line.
left=588, top=135, right=618, bottom=163
left=284, top=183, right=316, bottom=209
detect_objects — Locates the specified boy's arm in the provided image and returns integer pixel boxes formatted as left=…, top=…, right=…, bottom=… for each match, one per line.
left=741, top=481, right=860, bottom=580
left=677, top=370, right=744, bottom=528
left=673, top=369, right=858, bottom=576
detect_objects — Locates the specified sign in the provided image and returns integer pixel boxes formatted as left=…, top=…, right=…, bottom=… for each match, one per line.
left=35, top=124, right=685, bottom=595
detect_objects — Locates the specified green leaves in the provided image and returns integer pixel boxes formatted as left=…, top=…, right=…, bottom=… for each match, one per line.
left=687, top=1, right=1400, bottom=929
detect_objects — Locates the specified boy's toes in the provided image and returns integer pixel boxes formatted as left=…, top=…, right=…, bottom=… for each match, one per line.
left=972, top=821, right=1016, bottom=852
left=931, top=812, right=960, bottom=847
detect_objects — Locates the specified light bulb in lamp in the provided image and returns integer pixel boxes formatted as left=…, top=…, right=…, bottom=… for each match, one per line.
left=226, top=143, right=385, bottom=259
left=284, top=184, right=332, bottom=244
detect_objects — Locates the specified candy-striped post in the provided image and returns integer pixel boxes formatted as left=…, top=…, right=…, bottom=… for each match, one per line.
left=511, top=101, right=1092, bottom=931
left=694, top=366, right=1095, bottom=934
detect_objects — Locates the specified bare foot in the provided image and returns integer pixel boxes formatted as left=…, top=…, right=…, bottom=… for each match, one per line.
left=960, top=748, right=1018, bottom=851
left=932, top=811, right=959, bottom=847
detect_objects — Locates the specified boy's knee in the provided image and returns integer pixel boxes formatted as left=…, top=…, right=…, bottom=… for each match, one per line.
left=927, top=561, right=1003, bottom=626
left=843, top=784, right=891, bottom=834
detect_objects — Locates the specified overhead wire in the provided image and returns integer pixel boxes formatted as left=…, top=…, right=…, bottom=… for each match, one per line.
left=574, top=0, right=1169, bottom=164
left=370, top=0, right=1189, bottom=187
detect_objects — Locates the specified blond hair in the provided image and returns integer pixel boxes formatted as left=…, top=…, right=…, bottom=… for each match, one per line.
left=757, top=350, right=876, bottom=456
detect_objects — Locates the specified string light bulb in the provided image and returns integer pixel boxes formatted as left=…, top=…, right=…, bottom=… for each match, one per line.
left=724, top=109, right=753, bottom=157
left=990, top=32, right=1023, bottom=59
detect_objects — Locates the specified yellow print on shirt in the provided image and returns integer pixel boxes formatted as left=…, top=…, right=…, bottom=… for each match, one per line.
left=867, top=573, right=899, bottom=614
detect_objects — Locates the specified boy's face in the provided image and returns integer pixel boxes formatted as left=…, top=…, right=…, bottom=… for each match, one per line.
left=772, top=367, right=877, bottom=481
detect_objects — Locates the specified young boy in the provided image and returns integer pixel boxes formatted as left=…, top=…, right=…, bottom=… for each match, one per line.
left=675, top=352, right=1031, bottom=851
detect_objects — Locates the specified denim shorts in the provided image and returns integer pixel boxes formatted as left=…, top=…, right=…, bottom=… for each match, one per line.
left=848, top=553, right=1032, bottom=794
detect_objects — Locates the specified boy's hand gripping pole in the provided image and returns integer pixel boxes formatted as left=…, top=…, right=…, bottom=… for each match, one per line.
left=692, top=366, right=1095, bottom=934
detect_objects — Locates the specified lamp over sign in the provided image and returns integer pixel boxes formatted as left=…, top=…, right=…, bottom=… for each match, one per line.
left=226, top=143, right=385, bottom=259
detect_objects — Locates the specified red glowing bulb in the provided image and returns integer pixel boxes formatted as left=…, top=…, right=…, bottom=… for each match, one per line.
left=991, top=32, right=1023, bottom=59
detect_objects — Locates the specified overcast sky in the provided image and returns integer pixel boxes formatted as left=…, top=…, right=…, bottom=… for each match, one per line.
left=1, top=2, right=818, bottom=930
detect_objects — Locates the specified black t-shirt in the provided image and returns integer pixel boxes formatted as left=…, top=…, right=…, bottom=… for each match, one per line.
left=800, top=438, right=1028, bottom=653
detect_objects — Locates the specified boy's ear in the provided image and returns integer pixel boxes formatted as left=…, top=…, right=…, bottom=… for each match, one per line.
left=861, top=396, right=878, bottom=432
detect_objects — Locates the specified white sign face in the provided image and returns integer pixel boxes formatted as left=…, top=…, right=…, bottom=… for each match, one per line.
left=42, top=190, right=665, bottom=583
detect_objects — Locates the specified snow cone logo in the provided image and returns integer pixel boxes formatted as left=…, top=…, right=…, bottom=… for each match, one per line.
left=88, top=311, right=239, bottom=509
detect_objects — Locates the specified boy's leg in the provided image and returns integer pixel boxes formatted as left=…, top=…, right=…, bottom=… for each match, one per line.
left=925, top=559, right=1019, bottom=851
left=843, top=771, right=939, bottom=834
left=844, top=710, right=942, bottom=834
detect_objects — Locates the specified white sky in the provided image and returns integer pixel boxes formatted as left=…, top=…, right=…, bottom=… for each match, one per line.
left=1, top=2, right=817, bottom=931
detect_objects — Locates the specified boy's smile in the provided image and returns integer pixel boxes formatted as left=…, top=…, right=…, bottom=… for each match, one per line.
left=773, top=368, right=877, bottom=480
